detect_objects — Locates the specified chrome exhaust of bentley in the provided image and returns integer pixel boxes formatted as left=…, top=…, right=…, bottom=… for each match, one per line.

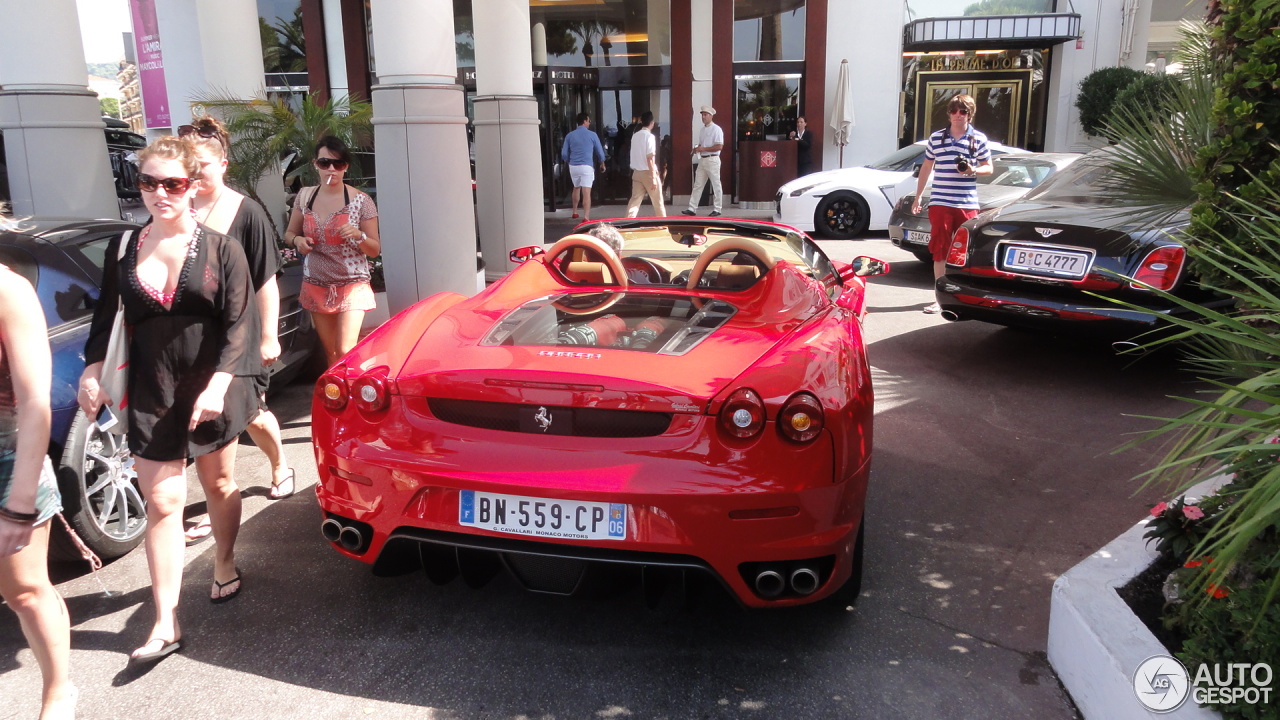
left=754, top=569, right=786, bottom=598
left=321, top=518, right=343, bottom=543
left=940, top=310, right=962, bottom=322
left=338, top=526, right=364, bottom=552
left=789, top=566, right=820, bottom=596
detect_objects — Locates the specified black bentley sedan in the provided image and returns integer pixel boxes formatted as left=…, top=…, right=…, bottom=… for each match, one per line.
left=933, top=153, right=1227, bottom=337
left=0, top=217, right=317, bottom=560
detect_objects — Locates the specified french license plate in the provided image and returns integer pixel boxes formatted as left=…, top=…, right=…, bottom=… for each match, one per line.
left=458, top=489, right=627, bottom=540
left=1002, top=245, right=1090, bottom=279
left=906, top=230, right=930, bottom=247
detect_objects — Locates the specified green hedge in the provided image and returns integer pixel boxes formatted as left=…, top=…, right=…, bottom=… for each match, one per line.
left=1189, top=0, right=1280, bottom=293
left=1076, top=66, right=1143, bottom=137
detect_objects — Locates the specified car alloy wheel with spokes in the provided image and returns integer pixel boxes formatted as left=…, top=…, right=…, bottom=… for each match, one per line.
left=52, top=412, right=147, bottom=560
left=815, top=192, right=870, bottom=239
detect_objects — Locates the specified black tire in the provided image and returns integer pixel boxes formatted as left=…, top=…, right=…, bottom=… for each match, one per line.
left=814, top=192, right=870, bottom=239
left=831, top=517, right=865, bottom=607
left=49, top=412, right=146, bottom=562
left=911, top=249, right=934, bottom=263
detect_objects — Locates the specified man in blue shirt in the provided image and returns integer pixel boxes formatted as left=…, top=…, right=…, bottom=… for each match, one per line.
left=561, top=113, right=607, bottom=221
left=911, top=93, right=992, bottom=313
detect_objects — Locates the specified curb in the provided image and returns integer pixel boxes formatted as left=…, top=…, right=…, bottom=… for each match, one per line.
left=1047, top=476, right=1227, bottom=719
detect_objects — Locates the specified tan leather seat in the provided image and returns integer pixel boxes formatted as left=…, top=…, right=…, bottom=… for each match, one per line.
left=713, top=264, right=760, bottom=290
left=565, top=261, right=615, bottom=285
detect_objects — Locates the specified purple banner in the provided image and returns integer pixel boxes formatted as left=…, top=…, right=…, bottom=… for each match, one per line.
left=129, top=0, right=170, bottom=129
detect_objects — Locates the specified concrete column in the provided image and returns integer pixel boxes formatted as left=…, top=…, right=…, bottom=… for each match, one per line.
left=472, top=0, right=542, bottom=282
left=370, top=0, right=477, bottom=312
left=322, top=0, right=349, bottom=99
left=157, top=0, right=265, bottom=128
left=0, top=0, right=116, bottom=218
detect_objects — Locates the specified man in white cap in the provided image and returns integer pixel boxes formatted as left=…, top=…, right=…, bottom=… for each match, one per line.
left=683, top=106, right=724, bottom=217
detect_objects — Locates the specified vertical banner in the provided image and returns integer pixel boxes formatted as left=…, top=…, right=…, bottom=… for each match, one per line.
left=129, top=0, right=170, bottom=129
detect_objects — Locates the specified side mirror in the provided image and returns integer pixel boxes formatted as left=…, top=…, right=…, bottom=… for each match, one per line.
left=849, top=256, right=889, bottom=278
left=509, top=245, right=546, bottom=264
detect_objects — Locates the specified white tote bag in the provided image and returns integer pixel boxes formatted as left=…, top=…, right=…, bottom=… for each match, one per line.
left=96, top=233, right=131, bottom=436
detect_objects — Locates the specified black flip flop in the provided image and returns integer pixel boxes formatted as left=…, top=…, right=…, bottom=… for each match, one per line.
left=130, top=637, right=182, bottom=664
left=269, top=468, right=296, bottom=500
left=210, top=569, right=242, bottom=604
left=184, top=518, right=212, bottom=546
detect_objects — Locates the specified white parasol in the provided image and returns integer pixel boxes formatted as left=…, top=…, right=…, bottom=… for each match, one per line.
left=829, top=59, right=855, bottom=168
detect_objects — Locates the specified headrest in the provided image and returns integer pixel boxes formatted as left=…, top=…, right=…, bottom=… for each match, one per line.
left=713, top=264, right=760, bottom=290
left=565, top=261, right=614, bottom=285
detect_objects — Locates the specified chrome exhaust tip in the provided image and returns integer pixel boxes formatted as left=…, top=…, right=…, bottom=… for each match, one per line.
left=321, top=518, right=343, bottom=543
left=789, top=566, right=820, bottom=596
left=338, top=526, right=364, bottom=552
left=1112, top=340, right=1144, bottom=355
left=754, top=569, right=786, bottom=598
left=940, top=310, right=962, bottom=322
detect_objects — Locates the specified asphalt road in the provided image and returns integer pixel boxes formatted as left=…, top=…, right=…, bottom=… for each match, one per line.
left=0, top=227, right=1197, bottom=719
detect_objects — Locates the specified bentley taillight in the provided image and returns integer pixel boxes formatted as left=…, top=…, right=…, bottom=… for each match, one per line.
left=1130, top=245, right=1186, bottom=291
left=778, top=393, right=824, bottom=443
left=719, top=388, right=765, bottom=439
left=945, top=226, right=970, bottom=267
left=318, top=371, right=348, bottom=411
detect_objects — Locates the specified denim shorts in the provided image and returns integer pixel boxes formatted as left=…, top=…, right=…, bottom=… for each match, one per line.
left=0, top=453, right=63, bottom=527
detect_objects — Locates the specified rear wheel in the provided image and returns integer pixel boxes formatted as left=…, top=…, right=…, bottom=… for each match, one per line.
left=814, top=192, right=870, bottom=239
left=49, top=413, right=146, bottom=561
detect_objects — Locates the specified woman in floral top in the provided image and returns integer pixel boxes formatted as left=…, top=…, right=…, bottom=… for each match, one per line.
left=282, top=136, right=381, bottom=365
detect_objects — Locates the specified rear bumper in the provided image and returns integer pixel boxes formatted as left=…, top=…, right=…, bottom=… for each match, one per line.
left=313, top=407, right=868, bottom=608
left=934, top=274, right=1181, bottom=336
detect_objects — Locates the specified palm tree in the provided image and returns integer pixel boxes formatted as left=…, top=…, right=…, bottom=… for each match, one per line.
left=192, top=91, right=373, bottom=232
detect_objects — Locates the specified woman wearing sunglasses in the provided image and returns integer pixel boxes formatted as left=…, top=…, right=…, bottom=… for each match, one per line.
left=283, top=136, right=380, bottom=366
left=77, top=137, right=260, bottom=662
left=179, top=116, right=296, bottom=508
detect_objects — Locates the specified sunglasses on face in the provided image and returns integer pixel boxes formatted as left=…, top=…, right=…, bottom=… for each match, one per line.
left=314, top=158, right=349, bottom=170
left=136, top=174, right=195, bottom=194
left=949, top=107, right=971, bottom=115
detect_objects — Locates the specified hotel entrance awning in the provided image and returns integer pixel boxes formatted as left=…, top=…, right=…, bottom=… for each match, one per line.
left=903, top=13, right=1082, bottom=52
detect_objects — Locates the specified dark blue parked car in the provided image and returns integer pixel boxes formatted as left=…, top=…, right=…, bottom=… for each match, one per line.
left=0, top=216, right=317, bottom=560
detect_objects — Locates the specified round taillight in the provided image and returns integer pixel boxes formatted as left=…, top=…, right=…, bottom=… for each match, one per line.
left=778, top=393, right=824, bottom=443
left=317, top=373, right=348, bottom=411
left=720, top=388, right=765, bottom=439
left=351, top=373, right=390, bottom=413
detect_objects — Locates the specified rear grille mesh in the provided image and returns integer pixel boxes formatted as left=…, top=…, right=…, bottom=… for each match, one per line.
left=427, top=398, right=673, bottom=437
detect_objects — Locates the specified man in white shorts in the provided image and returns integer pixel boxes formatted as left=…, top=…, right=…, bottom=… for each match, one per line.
left=561, top=113, right=606, bottom=220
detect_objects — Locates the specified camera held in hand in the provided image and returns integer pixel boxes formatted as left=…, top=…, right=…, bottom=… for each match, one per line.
left=955, top=156, right=971, bottom=174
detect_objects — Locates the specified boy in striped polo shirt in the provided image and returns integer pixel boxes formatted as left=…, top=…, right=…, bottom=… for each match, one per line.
left=911, top=94, right=992, bottom=313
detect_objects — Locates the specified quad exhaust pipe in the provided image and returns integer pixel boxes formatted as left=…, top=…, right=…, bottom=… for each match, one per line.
left=789, top=566, right=820, bottom=596
left=754, top=569, right=786, bottom=598
left=753, top=563, right=822, bottom=598
left=321, top=517, right=366, bottom=553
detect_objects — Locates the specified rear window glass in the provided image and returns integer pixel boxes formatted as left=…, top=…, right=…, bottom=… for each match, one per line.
left=1022, top=156, right=1118, bottom=205
left=482, top=293, right=737, bottom=356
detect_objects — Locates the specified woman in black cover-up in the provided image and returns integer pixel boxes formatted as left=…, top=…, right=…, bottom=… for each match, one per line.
left=77, top=137, right=259, bottom=662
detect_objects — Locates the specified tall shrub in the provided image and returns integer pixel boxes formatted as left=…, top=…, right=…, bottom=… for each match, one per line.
left=1075, top=66, right=1143, bottom=137
left=1188, top=0, right=1280, bottom=295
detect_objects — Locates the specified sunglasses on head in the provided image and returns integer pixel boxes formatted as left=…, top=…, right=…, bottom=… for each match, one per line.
left=949, top=107, right=971, bottom=115
left=136, top=174, right=196, bottom=194
left=178, top=124, right=220, bottom=139
left=314, top=158, right=349, bottom=170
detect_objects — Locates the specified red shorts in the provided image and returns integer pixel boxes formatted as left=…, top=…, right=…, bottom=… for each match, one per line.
left=927, top=205, right=979, bottom=262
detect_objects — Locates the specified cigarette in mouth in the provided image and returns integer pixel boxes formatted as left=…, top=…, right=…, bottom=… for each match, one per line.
left=326, top=175, right=334, bottom=185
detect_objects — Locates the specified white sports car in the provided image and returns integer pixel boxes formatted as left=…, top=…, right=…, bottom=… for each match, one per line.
left=774, top=139, right=1022, bottom=239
